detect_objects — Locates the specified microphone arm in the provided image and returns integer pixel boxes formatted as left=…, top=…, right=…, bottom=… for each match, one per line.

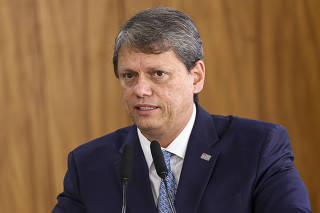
left=164, top=178, right=177, bottom=213
left=121, top=178, right=128, bottom=213
left=120, top=144, right=133, bottom=213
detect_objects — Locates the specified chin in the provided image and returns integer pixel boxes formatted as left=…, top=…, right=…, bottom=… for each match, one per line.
left=135, top=120, right=161, bottom=132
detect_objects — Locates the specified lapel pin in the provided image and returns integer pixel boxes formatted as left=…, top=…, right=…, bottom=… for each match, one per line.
left=200, top=153, right=212, bottom=161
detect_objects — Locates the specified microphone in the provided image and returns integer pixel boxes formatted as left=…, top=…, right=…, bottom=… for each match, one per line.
left=150, top=141, right=177, bottom=213
left=120, top=144, right=133, bottom=213
left=150, top=141, right=168, bottom=179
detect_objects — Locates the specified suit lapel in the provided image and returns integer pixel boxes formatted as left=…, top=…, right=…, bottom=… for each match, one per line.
left=114, top=126, right=157, bottom=213
left=113, top=105, right=220, bottom=213
left=175, top=105, right=220, bottom=213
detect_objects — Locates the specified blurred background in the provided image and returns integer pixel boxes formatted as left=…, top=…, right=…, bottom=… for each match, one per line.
left=0, top=0, right=319, bottom=212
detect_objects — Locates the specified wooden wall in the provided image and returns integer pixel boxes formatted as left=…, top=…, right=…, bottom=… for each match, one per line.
left=0, top=0, right=319, bottom=212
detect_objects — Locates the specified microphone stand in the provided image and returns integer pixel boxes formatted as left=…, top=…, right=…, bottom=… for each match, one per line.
left=121, top=178, right=128, bottom=213
left=120, top=144, right=133, bottom=213
left=163, top=178, right=177, bottom=213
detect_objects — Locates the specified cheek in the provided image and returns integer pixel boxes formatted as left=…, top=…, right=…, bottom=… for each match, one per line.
left=121, top=88, right=132, bottom=107
left=161, top=81, right=193, bottom=108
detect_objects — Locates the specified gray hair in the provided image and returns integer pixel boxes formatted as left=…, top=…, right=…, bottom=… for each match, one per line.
left=113, top=7, right=203, bottom=102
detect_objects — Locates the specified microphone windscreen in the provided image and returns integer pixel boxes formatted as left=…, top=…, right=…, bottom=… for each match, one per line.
left=150, top=140, right=168, bottom=179
left=120, top=144, right=134, bottom=180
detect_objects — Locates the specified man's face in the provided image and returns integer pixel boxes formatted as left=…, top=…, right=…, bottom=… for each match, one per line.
left=117, top=47, right=204, bottom=141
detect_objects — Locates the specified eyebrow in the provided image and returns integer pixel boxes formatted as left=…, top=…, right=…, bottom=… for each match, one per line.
left=118, top=68, right=137, bottom=73
left=119, top=66, right=170, bottom=73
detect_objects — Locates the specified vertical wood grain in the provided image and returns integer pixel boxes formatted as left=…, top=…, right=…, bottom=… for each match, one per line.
left=0, top=0, right=319, bottom=212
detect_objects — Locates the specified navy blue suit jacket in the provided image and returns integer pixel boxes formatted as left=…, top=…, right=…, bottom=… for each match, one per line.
left=53, top=104, right=312, bottom=212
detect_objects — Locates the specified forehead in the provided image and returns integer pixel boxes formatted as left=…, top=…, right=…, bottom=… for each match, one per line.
left=117, top=47, right=186, bottom=72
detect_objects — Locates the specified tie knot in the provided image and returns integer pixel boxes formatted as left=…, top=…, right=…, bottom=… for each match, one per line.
left=162, top=151, right=173, bottom=169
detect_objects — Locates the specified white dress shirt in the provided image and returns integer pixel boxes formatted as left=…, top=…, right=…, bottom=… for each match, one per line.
left=138, top=104, right=197, bottom=205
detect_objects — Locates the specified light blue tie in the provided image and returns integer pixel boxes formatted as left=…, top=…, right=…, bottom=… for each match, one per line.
left=158, top=151, right=176, bottom=213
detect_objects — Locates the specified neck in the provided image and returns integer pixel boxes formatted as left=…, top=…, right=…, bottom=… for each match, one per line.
left=141, top=131, right=177, bottom=148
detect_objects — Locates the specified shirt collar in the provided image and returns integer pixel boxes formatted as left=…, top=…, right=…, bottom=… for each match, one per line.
left=138, top=104, right=197, bottom=169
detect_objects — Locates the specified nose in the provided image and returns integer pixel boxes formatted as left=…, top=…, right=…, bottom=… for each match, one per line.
left=133, top=76, right=152, bottom=98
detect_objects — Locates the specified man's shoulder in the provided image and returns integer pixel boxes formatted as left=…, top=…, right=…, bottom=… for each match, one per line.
left=72, top=125, right=135, bottom=157
left=210, top=113, right=287, bottom=141
left=209, top=113, right=291, bottom=161
left=197, top=104, right=285, bottom=139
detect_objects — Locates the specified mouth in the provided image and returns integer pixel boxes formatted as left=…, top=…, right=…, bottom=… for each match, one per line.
left=136, top=106, right=158, bottom=110
left=134, top=104, right=159, bottom=114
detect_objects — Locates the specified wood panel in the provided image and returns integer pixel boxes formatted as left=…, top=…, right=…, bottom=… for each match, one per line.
left=0, top=0, right=319, bottom=212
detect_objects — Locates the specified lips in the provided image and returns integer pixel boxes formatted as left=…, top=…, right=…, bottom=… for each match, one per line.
left=137, top=106, right=157, bottom=110
left=135, top=104, right=158, bottom=110
left=134, top=104, right=159, bottom=114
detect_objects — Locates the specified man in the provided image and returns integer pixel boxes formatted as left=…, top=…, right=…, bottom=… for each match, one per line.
left=53, top=7, right=312, bottom=213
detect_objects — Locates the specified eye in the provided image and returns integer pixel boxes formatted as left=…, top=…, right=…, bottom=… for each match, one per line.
left=126, top=73, right=133, bottom=78
left=151, top=70, right=169, bottom=82
left=155, top=71, right=164, bottom=77
left=153, top=71, right=167, bottom=78
left=122, top=72, right=134, bottom=79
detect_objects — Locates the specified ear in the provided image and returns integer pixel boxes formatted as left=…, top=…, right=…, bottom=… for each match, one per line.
left=190, top=60, right=205, bottom=94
